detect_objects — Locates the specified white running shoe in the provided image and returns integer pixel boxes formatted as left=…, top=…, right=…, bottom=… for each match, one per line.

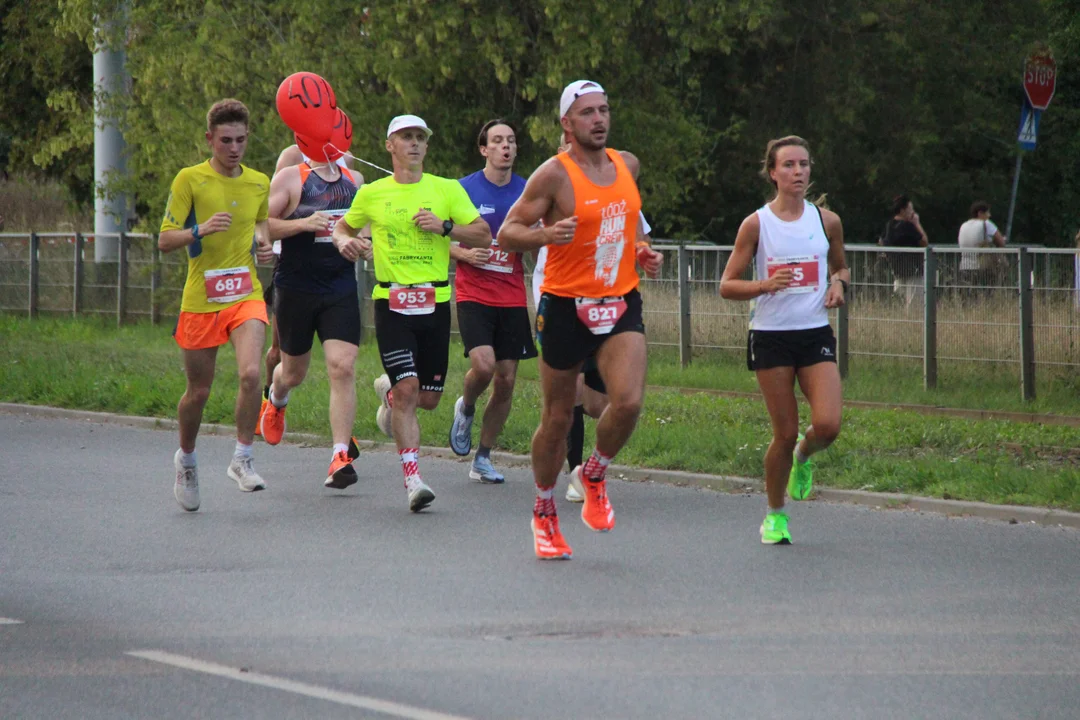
left=227, top=455, right=267, bottom=492
left=174, top=449, right=200, bottom=512
left=374, top=374, right=393, bottom=438
left=565, top=465, right=584, bottom=503
left=405, top=474, right=435, bottom=513
left=448, top=396, right=474, bottom=457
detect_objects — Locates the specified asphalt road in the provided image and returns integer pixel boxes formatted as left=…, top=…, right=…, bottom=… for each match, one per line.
left=1, top=412, right=1078, bottom=719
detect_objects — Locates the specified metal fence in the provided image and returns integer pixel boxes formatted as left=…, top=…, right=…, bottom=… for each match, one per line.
left=2, top=231, right=1078, bottom=401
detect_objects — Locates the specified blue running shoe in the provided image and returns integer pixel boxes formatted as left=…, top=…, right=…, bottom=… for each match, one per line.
left=469, top=454, right=505, bottom=484
left=449, top=396, right=474, bottom=457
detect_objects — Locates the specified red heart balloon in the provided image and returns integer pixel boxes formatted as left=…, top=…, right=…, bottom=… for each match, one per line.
left=295, top=109, right=352, bottom=163
left=328, top=109, right=353, bottom=160
left=275, top=72, right=337, bottom=142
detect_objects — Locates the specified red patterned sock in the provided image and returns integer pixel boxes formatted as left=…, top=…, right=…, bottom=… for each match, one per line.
left=399, top=448, right=419, bottom=482
left=386, top=390, right=394, bottom=409
left=534, top=485, right=556, bottom=517
left=582, top=448, right=613, bottom=483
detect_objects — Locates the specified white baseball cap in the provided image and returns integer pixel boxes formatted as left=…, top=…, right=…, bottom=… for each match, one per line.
left=559, top=80, right=606, bottom=118
left=386, top=114, right=433, bottom=139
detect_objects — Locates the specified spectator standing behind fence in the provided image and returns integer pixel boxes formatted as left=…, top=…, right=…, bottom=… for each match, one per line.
left=958, top=201, right=1006, bottom=291
left=883, top=195, right=928, bottom=308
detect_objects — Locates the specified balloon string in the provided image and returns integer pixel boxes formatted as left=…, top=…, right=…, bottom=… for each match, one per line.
left=350, top=156, right=392, bottom=175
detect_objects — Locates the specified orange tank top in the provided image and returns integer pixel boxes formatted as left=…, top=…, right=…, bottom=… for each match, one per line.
left=541, top=148, right=642, bottom=299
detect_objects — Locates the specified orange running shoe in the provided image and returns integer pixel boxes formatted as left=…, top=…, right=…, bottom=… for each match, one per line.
left=532, top=513, right=572, bottom=560
left=325, top=438, right=361, bottom=489
left=260, top=401, right=286, bottom=446
left=255, top=398, right=269, bottom=437
left=578, top=466, right=615, bottom=532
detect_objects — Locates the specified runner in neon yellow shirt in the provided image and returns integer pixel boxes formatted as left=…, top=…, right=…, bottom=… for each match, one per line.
left=333, top=114, right=490, bottom=512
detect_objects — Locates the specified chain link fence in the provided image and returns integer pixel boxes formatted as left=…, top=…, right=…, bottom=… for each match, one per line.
left=2, top=231, right=1077, bottom=401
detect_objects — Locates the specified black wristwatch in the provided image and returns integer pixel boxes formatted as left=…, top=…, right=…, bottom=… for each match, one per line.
left=834, top=278, right=849, bottom=294
left=442, top=219, right=454, bottom=237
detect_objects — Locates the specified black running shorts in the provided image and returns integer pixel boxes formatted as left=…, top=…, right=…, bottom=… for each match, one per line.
left=274, top=286, right=361, bottom=356
left=374, top=300, right=452, bottom=393
left=582, top=357, right=606, bottom=394
left=535, top=289, right=645, bottom=371
left=746, top=325, right=837, bottom=371
left=456, top=301, right=538, bottom=362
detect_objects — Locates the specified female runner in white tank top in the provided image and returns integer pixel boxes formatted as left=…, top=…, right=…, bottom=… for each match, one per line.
left=719, top=136, right=849, bottom=546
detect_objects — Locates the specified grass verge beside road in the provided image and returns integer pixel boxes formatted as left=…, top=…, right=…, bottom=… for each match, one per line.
left=2, top=315, right=1078, bottom=511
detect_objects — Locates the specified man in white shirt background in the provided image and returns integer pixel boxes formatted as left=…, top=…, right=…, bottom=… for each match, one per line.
left=957, top=201, right=1006, bottom=295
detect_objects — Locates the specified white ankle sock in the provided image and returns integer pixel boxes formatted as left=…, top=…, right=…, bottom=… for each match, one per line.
left=179, top=449, right=196, bottom=467
left=269, top=386, right=289, bottom=409
left=235, top=441, right=253, bottom=459
left=332, top=443, right=348, bottom=456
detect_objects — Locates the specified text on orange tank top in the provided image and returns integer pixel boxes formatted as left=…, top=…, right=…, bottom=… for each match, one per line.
left=541, top=148, right=642, bottom=299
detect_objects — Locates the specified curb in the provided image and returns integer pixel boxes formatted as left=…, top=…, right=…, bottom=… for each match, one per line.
left=2, top=402, right=1078, bottom=530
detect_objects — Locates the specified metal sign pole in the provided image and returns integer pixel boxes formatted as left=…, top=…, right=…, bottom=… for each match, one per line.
left=1004, top=152, right=1023, bottom=243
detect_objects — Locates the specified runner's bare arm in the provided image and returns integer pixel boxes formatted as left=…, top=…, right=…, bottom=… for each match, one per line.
left=449, top=217, right=492, bottom=249
left=159, top=212, right=232, bottom=252
left=498, top=159, right=576, bottom=252
left=273, top=145, right=303, bottom=176
left=331, top=219, right=370, bottom=263
left=620, top=151, right=640, bottom=181
left=413, top=209, right=490, bottom=248
left=823, top=209, right=849, bottom=309
left=267, top=167, right=331, bottom=240
left=450, top=243, right=491, bottom=267
left=254, top=220, right=274, bottom=264
left=720, top=213, right=791, bottom=299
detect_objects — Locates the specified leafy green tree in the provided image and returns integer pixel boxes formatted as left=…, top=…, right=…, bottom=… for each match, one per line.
left=4, top=0, right=1073, bottom=247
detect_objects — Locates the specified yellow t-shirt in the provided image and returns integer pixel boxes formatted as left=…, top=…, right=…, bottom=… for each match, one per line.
left=160, top=161, right=269, bottom=313
left=342, top=173, right=480, bottom=303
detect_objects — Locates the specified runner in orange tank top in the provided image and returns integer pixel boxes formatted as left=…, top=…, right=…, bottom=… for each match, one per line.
left=499, top=80, right=664, bottom=560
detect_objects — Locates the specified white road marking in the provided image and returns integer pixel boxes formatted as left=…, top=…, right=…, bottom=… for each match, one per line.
left=125, top=650, right=474, bottom=720
left=0, top=617, right=24, bottom=625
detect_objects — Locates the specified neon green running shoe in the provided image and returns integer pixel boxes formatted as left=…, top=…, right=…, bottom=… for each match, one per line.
left=788, top=435, right=813, bottom=501
left=759, top=511, right=792, bottom=545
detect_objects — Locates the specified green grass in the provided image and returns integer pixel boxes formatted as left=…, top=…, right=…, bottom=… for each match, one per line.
left=514, top=345, right=1080, bottom=416
left=2, top=315, right=1078, bottom=511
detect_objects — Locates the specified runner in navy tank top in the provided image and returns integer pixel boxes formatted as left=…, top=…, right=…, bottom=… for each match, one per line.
left=260, top=158, right=365, bottom=490
left=720, top=136, right=850, bottom=546
left=447, top=119, right=537, bottom=484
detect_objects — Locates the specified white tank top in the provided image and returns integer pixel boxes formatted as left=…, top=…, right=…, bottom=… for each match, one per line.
left=749, top=200, right=830, bottom=331
left=533, top=212, right=651, bottom=308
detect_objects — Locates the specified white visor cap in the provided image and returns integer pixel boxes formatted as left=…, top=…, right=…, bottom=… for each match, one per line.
left=559, top=81, right=606, bottom=118
left=386, top=114, right=433, bottom=139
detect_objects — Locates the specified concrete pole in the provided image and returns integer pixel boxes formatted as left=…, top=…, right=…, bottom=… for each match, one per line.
left=93, top=12, right=129, bottom=262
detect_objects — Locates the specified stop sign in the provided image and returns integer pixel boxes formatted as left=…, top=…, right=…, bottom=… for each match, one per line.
left=1024, top=52, right=1056, bottom=110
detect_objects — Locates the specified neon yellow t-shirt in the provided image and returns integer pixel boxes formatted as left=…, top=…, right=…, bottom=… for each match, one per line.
left=342, top=173, right=480, bottom=303
left=160, top=161, right=269, bottom=313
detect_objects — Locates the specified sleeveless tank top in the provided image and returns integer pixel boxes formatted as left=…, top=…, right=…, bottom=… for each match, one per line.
left=749, top=200, right=831, bottom=331
left=274, top=163, right=359, bottom=295
left=541, top=149, right=642, bottom=299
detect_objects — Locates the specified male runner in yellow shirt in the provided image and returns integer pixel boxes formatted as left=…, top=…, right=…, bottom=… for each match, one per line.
left=159, top=98, right=274, bottom=512
left=332, top=114, right=491, bottom=512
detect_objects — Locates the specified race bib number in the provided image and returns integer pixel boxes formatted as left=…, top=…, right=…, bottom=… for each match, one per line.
left=479, top=240, right=514, bottom=274
left=203, top=267, right=253, bottom=303
left=314, top=209, right=348, bottom=243
left=575, top=296, right=627, bottom=335
left=766, top=255, right=820, bottom=294
left=389, top=284, right=436, bottom=315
